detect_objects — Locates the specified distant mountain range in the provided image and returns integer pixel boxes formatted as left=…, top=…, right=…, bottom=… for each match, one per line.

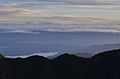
left=78, top=43, right=120, bottom=54
left=5, top=43, right=120, bottom=59
left=48, top=43, right=120, bottom=59
left=0, top=49, right=120, bottom=79
left=48, top=52, right=94, bottom=59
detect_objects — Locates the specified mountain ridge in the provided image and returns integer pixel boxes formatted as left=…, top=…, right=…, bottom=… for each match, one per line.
left=0, top=49, right=120, bottom=79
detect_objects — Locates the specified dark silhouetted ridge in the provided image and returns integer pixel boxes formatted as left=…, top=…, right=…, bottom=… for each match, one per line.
left=86, top=49, right=120, bottom=79
left=0, top=55, right=57, bottom=79
left=51, top=53, right=89, bottom=79
left=0, top=49, right=120, bottom=79
left=92, top=49, right=120, bottom=60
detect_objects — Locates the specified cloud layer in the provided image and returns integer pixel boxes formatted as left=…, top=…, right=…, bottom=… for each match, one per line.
left=0, top=0, right=120, bottom=33
left=1, top=0, right=120, bottom=4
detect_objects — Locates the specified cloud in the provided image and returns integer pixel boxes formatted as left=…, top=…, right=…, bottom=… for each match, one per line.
left=0, top=3, right=41, bottom=18
left=5, top=52, right=58, bottom=58
left=17, top=0, right=120, bottom=5
left=0, top=0, right=119, bottom=33
left=1, top=0, right=120, bottom=5
left=0, top=0, right=119, bottom=25
left=0, top=1, right=120, bottom=18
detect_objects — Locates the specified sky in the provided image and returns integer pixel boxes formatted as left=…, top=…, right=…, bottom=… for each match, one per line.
left=0, top=0, right=120, bottom=32
left=0, top=0, right=120, bottom=56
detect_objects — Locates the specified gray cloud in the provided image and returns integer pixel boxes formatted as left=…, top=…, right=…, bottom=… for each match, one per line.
left=1, top=0, right=120, bottom=5
left=0, top=0, right=119, bottom=25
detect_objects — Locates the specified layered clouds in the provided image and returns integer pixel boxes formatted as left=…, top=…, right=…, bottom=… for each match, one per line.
left=0, top=0, right=120, bottom=32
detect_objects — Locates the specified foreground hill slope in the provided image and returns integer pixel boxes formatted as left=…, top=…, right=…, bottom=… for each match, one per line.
left=85, top=49, right=120, bottom=79
left=0, top=56, right=57, bottom=79
left=0, top=49, right=120, bottom=79
left=51, top=54, right=89, bottom=79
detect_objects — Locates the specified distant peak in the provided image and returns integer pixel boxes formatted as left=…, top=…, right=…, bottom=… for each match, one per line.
left=57, top=53, right=77, bottom=57
left=25, top=55, right=49, bottom=61
left=92, top=49, right=120, bottom=59
left=53, top=53, right=81, bottom=60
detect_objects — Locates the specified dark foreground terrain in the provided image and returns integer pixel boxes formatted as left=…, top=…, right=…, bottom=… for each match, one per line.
left=0, top=49, right=120, bottom=79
